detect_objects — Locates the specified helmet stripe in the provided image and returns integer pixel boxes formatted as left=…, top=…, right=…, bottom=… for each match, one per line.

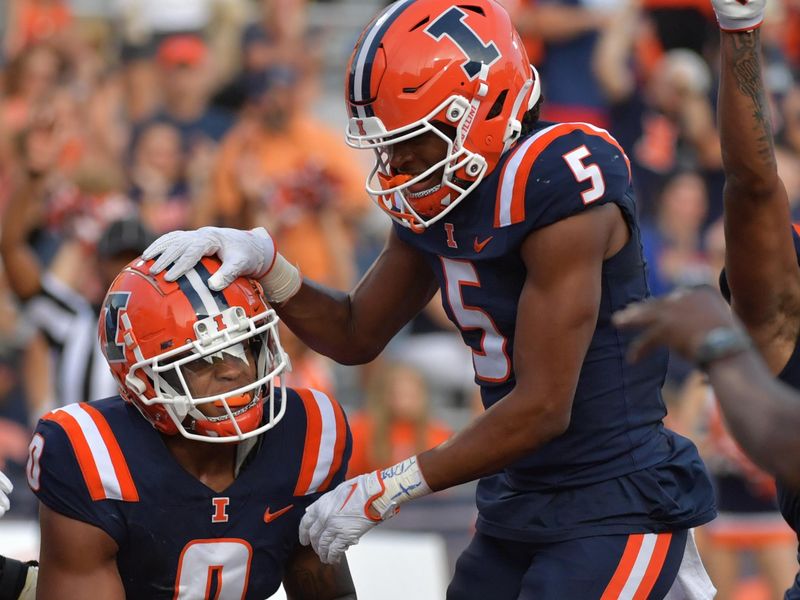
left=176, top=267, right=228, bottom=318
left=349, top=0, right=415, bottom=118
left=195, top=261, right=230, bottom=311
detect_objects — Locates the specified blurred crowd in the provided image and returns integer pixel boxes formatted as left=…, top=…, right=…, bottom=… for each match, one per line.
left=1, top=0, right=800, bottom=596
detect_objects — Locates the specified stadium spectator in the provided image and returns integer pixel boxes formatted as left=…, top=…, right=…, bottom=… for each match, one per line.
left=133, top=35, right=234, bottom=149
left=212, top=65, right=365, bottom=287
left=347, top=362, right=452, bottom=478
left=594, top=4, right=723, bottom=217
left=640, top=170, right=712, bottom=297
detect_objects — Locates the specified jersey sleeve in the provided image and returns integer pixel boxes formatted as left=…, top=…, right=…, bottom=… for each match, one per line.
left=289, top=388, right=353, bottom=506
left=29, top=409, right=130, bottom=545
left=495, top=123, right=634, bottom=237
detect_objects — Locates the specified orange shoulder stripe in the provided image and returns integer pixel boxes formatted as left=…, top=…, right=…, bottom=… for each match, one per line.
left=80, top=404, right=139, bottom=502
left=44, top=409, right=106, bottom=501
left=294, top=389, right=323, bottom=496
left=44, top=404, right=138, bottom=502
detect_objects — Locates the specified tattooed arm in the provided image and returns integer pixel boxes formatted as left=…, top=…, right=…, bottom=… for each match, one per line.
left=283, top=544, right=357, bottom=600
left=719, top=28, right=800, bottom=372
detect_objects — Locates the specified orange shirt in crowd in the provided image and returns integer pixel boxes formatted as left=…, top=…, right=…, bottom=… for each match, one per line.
left=213, top=116, right=368, bottom=284
left=346, top=412, right=453, bottom=477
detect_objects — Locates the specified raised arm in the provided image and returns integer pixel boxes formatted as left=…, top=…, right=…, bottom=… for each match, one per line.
left=37, top=504, right=123, bottom=600
left=718, top=17, right=800, bottom=368
left=0, top=173, right=46, bottom=301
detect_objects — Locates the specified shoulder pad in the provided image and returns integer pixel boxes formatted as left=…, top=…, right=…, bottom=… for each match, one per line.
left=289, top=388, right=352, bottom=497
left=493, top=123, right=632, bottom=232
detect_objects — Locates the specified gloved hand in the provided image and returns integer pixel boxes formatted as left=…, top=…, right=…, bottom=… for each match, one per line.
left=299, top=457, right=432, bottom=564
left=711, top=0, right=765, bottom=31
left=0, top=470, right=12, bottom=518
left=298, top=471, right=392, bottom=564
left=143, top=227, right=302, bottom=302
left=144, top=227, right=276, bottom=290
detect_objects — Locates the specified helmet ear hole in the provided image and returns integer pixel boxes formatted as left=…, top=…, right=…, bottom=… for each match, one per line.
left=486, top=89, right=508, bottom=120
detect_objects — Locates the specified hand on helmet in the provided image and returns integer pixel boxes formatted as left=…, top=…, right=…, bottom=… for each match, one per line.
left=712, top=0, right=764, bottom=31
left=0, top=469, right=12, bottom=518
left=144, top=226, right=276, bottom=290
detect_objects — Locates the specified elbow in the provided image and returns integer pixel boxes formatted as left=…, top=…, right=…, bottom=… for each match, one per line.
left=723, top=171, right=780, bottom=200
left=328, top=340, right=385, bottom=366
left=515, top=405, right=572, bottom=452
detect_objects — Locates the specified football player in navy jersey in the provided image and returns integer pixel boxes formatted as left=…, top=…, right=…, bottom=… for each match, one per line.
left=25, top=256, right=356, bottom=600
left=616, top=0, right=800, bottom=597
left=142, top=0, right=717, bottom=597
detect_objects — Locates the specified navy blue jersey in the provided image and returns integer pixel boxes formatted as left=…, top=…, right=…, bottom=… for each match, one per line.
left=395, top=121, right=715, bottom=542
left=27, top=388, right=351, bottom=599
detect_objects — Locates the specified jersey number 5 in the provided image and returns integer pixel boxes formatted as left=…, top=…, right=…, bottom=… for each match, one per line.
left=563, top=145, right=605, bottom=204
left=174, top=539, right=253, bottom=600
left=441, top=257, right=511, bottom=382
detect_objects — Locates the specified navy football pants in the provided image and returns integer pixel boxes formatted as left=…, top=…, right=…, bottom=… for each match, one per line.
left=447, top=529, right=688, bottom=600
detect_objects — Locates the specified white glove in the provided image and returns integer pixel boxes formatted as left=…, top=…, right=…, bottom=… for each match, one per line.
left=143, top=227, right=301, bottom=301
left=0, top=470, right=12, bottom=518
left=299, top=457, right=432, bottom=564
left=712, top=0, right=764, bottom=31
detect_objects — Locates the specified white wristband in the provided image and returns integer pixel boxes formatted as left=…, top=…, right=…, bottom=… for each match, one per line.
left=262, top=253, right=302, bottom=304
left=371, top=456, right=432, bottom=518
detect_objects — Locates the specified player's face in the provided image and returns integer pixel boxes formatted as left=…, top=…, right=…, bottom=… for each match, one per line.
left=182, top=340, right=259, bottom=417
left=387, top=125, right=450, bottom=194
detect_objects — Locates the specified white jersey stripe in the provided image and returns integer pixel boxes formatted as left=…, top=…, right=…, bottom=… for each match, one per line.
left=308, top=390, right=338, bottom=494
left=56, top=403, right=124, bottom=500
left=619, top=533, right=658, bottom=599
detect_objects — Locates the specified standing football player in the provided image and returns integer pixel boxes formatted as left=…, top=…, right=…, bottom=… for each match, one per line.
left=27, top=257, right=356, bottom=599
left=143, top=0, right=717, bottom=597
left=619, top=0, right=800, bottom=596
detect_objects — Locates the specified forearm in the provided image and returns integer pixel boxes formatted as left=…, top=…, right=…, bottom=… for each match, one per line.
left=417, top=389, right=567, bottom=490
left=719, top=30, right=778, bottom=195
left=273, top=230, right=436, bottom=365
left=275, top=280, right=380, bottom=365
left=0, top=176, right=44, bottom=300
left=592, top=6, right=638, bottom=102
left=708, top=351, right=800, bottom=488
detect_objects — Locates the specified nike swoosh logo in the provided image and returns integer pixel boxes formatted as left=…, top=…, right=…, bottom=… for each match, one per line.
left=263, top=504, right=294, bottom=523
left=339, top=482, right=359, bottom=511
left=473, top=236, right=493, bottom=253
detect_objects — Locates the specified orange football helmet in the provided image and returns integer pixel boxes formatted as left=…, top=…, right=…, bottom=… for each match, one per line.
left=345, top=0, right=541, bottom=231
left=98, top=256, right=290, bottom=443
